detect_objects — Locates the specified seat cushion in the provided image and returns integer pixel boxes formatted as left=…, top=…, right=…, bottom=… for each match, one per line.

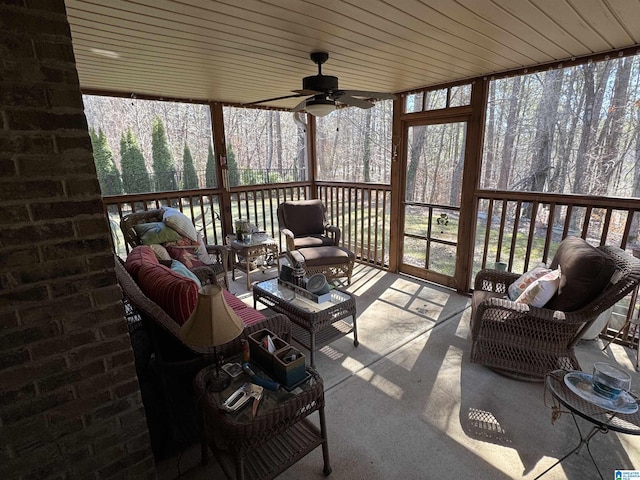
left=293, top=235, right=335, bottom=248
left=295, top=246, right=354, bottom=266
left=546, top=236, right=616, bottom=311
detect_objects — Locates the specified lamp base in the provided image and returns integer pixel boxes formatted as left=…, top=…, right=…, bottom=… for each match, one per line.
left=207, top=373, right=230, bottom=392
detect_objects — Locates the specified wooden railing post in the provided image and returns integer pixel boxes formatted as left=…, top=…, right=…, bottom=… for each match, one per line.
left=210, top=102, right=233, bottom=237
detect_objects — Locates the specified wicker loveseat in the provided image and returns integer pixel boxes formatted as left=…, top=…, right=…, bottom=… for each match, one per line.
left=470, top=237, right=640, bottom=380
left=114, top=254, right=291, bottom=457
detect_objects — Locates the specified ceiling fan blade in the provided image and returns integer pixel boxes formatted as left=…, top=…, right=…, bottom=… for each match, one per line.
left=292, top=89, right=323, bottom=95
left=243, top=93, right=305, bottom=106
left=335, top=94, right=374, bottom=109
left=341, top=90, right=397, bottom=100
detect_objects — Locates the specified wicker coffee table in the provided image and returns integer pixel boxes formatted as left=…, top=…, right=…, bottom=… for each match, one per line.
left=253, top=278, right=358, bottom=367
left=195, top=361, right=331, bottom=480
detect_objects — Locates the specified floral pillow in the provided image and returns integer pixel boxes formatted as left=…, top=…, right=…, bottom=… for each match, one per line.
left=166, top=246, right=206, bottom=269
left=508, top=266, right=551, bottom=301
left=515, top=267, right=561, bottom=307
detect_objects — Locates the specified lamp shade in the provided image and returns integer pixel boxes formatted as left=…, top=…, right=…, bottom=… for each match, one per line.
left=305, top=98, right=336, bottom=117
left=179, top=284, right=244, bottom=347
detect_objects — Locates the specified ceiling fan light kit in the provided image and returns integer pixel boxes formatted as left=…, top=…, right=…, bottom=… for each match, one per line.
left=304, top=97, right=336, bottom=117
left=245, top=52, right=396, bottom=116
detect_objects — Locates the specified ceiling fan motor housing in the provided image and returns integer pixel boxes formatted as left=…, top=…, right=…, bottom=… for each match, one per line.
left=303, top=74, right=338, bottom=93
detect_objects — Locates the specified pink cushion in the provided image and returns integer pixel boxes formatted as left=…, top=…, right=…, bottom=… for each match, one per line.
left=137, top=262, right=198, bottom=325
left=124, top=245, right=159, bottom=279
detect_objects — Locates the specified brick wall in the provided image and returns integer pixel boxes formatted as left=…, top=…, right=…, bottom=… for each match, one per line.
left=0, top=1, right=155, bottom=478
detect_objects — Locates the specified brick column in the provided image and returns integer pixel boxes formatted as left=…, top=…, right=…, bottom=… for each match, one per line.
left=0, top=1, right=155, bottom=478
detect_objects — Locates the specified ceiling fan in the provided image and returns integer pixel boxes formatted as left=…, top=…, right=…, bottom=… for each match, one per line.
left=245, top=52, right=397, bottom=117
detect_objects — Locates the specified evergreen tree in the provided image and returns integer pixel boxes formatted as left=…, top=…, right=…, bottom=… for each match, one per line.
left=205, top=142, right=217, bottom=188
left=227, top=144, right=240, bottom=187
left=90, top=127, right=123, bottom=195
left=151, top=116, right=177, bottom=191
left=120, top=129, right=151, bottom=193
left=182, top=143, right=199, bottom=190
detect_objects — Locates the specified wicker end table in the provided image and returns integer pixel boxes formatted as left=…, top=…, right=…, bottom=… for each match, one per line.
left=226, top=234, right=280, bottom=290
left=195, top=361, right=331, bottom=480
left=253, top=278, right=358, bottom=367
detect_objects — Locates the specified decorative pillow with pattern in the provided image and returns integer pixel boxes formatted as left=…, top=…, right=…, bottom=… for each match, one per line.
left=508, top=266, right=551, bottom=301
left=515, top=267, right=561, bottom=307
left=166, top=246, right=206, bottom=269
left=162, top=206, right=198, bottom=242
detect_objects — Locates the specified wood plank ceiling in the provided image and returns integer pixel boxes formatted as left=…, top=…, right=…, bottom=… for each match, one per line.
left=65, top=0, right=640, bottom=109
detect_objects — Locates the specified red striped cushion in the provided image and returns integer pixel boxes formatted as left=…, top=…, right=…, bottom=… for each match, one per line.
left=235, top=307, right=265, bottom=327
left=137, top=263, right=198, bottom=326
left=124, top=245, right=159, bottom=279
left=222, top=289, right=249, bottom=311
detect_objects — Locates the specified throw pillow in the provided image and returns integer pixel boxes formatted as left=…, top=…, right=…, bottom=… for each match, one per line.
left=546, top=236, right=616, bottom=311
left=136, top=262, right=198, bottom=325
left=124, top=245, right=159, bottom=278
left=133, top=222, right=181, bottom=245
left=508, top=266, right=551, bottom=301
left=170, top=259, right=202, bottom=287
left=162, top=206, right=198, bottom=242
left=149, top=243, right=171, bottom=261
left=515, top=267, right=561, bottom=307
left=166, top=246, right=206, bottom=269
left=195, top=232, right=214, bottom=265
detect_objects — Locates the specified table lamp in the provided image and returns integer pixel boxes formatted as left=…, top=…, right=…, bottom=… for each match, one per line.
left=179, top=284, right=244, bottom=391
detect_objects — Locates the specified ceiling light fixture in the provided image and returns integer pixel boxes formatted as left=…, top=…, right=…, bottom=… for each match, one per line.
left=305, top=97, right=336, bottom=117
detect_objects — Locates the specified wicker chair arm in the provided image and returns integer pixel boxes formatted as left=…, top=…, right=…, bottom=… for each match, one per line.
left=473, top=296, right=585, bottom=342
left=325, top=224, right=341, bottom=245
left=281, top=228, right=296, bottom=252
left=204, top=244, right=228, bottom=271
left=474, top=269, right=520, bottom=294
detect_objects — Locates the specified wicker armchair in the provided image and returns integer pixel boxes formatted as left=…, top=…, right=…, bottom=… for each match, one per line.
left=470, top=244, right=640, bottom=380
left=120, top=208, right=228, bottom=289
left=277, top=199, right=340, bottom=253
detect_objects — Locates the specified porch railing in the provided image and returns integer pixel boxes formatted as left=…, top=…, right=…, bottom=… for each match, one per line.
left=102, top=181, right=392, bottom=269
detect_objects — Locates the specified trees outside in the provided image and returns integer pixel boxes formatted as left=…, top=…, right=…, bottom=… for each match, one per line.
left=120, top=129, right=151, bottom=194
left=151, top=116, right=177, bottom=191
left=226, top=144, right=240, bottom=187
left=90, top=128, right=122, bottom=195
left=182, top=144, right=199, bottom=190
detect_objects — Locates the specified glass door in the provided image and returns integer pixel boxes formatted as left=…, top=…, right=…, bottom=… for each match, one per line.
left=400, top=120, right=467, bottom=288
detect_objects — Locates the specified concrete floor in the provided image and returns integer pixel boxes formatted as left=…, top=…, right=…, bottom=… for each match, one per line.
left=157, top=263, right=640, bottom=480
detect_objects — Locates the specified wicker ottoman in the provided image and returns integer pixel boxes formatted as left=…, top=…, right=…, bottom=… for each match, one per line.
left=289, top=246, right=355, bottom=285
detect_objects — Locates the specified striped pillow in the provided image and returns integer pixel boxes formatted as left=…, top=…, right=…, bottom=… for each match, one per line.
left=137, top=262, right=198, bottom=325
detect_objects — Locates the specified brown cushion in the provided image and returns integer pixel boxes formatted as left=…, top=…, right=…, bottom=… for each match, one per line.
left=293, top=235, right=335, bottom=248
left=280, top=200, right=325, bottom=236
left=546, top=236, right=615, bottom=311
left=295, top=246, right=354, bottom=266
